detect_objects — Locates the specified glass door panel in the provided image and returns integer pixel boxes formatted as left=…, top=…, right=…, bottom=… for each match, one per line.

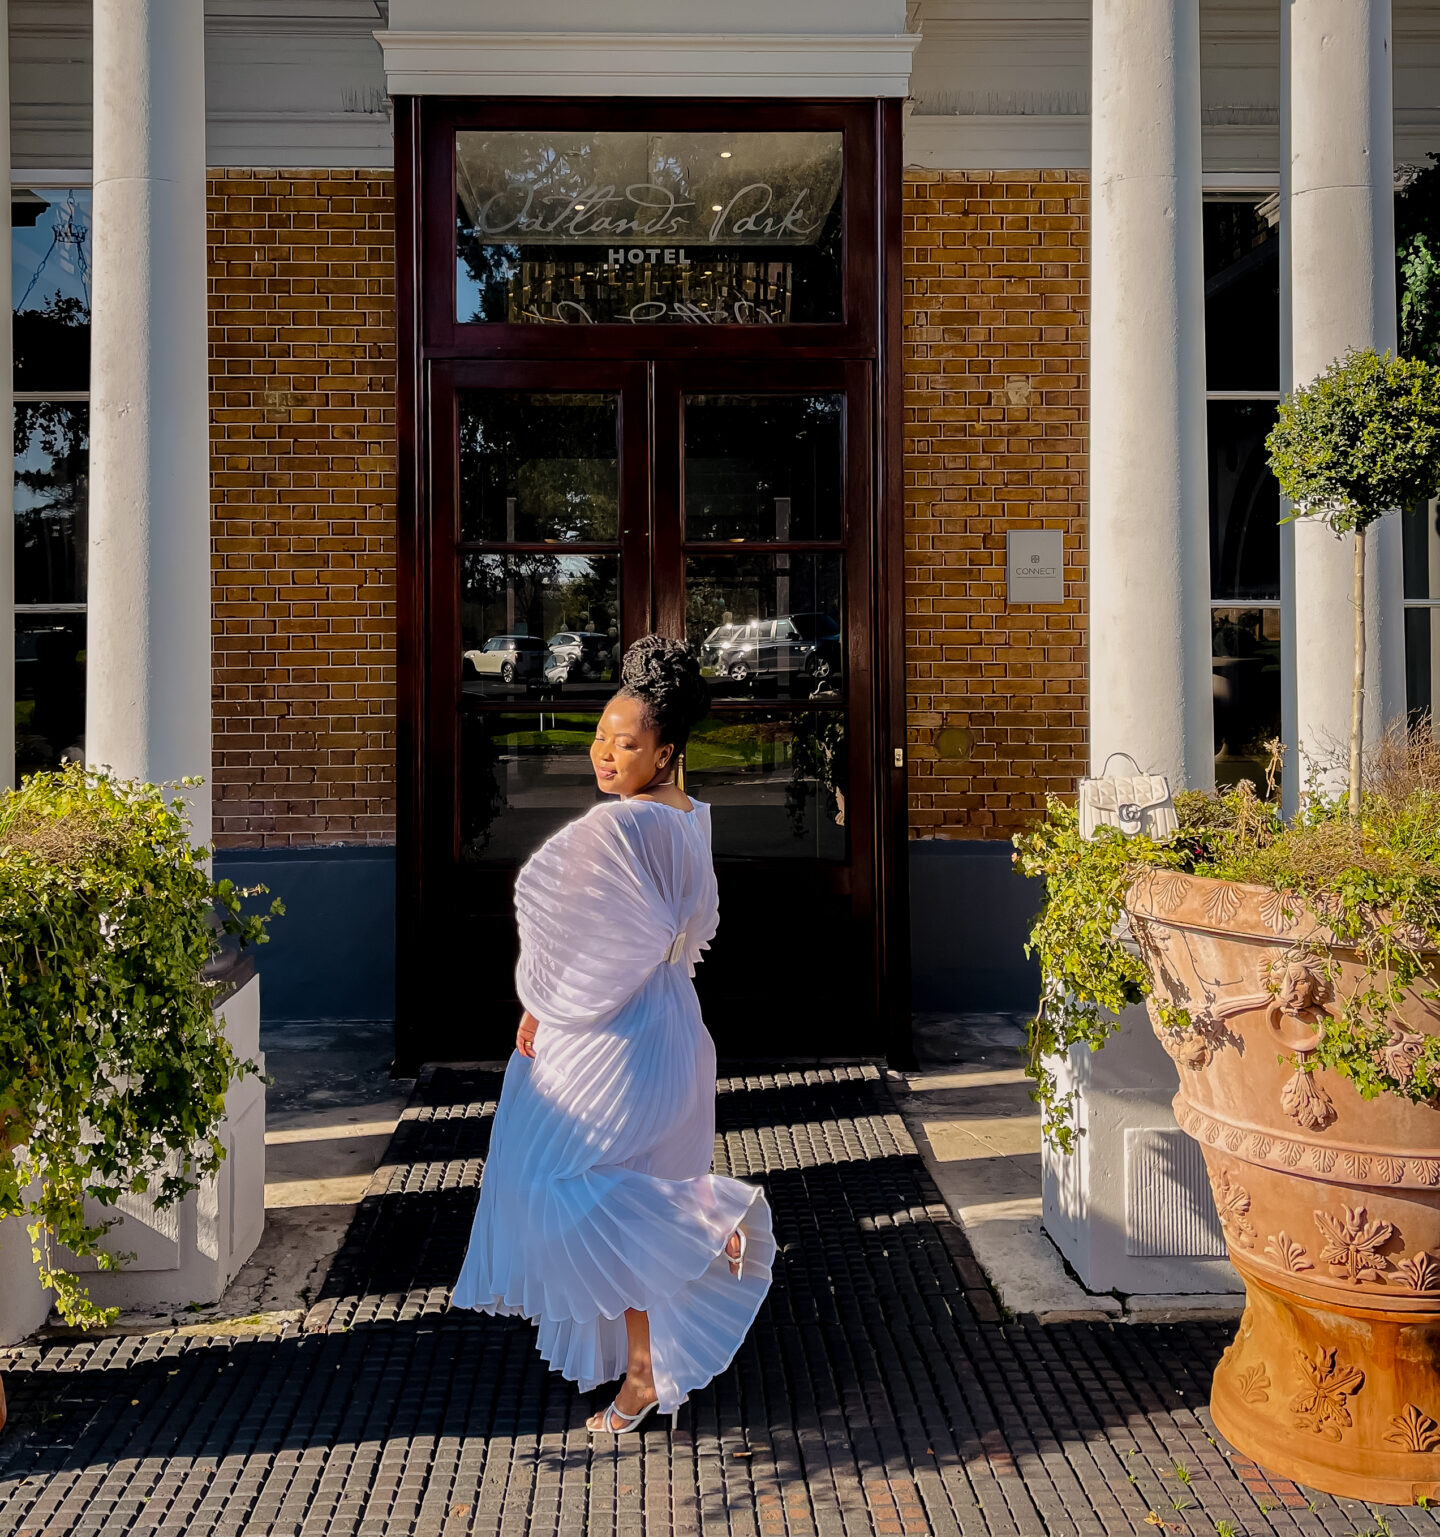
left=653, top=363, right=873, bottom=1049
left=687, top=553, right=844, bottom=700
left=457, top=388, right=626, bottom=702
left=685, top=710, right=848, bottom=862
left=683, top=394, right=844, bottom=540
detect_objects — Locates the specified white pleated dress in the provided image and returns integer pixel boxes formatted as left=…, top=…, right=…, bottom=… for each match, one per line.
left=451, top=795, right=775, bottom=1414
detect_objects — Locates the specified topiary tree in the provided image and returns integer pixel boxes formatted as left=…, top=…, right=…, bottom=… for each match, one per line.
left=0, top=765, right=280, bottom=1325
left=1266, top=348, right=1440, bottom=816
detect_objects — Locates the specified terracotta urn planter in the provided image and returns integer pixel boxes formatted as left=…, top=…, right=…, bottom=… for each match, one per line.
left=1127, top=869, right=1440, bottom=1505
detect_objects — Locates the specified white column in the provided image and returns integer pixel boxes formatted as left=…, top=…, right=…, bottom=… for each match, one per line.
left=1088, top=0, right=1213, bottom=789
left=1288, top=0, right=1404, bottom=784
left=1041, top=0, right=1238, bottom=1303
left=0, top=0, right=14, bottom=790
left=87, top=0, right=212, bottom=843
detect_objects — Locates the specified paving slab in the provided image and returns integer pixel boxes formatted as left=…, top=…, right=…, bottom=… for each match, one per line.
left=894, top=1019, right=1123, bottom=1323
left=896, top=1017, right=1246, bottom=1327
left=0, top=1060, right=1433, bottom=1536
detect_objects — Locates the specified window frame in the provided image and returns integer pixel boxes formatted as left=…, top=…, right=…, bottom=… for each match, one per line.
left=1202, top=186, right=1284, bottom=784
left=11, top=170, right=94, bottom=783
left=420, top=97, right=879, bottom=361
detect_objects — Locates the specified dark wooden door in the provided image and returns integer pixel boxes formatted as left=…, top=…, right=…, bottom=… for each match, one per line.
left=419, top=359, right=878, bottom=1060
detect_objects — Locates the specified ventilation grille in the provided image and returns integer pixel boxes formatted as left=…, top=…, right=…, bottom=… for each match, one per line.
left=1125, top=1127, right=1227, bottom=1258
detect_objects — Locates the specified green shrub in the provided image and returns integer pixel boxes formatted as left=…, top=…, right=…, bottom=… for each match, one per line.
left=0, top=766, right=280, bottom=1324
left=1266, top=348, right=1440, bottom=536
left=1014, top=737, right=1440, bottom=1147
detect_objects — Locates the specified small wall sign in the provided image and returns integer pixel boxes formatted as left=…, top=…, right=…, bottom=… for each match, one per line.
left=1006, top=529, right=1065, bottom=605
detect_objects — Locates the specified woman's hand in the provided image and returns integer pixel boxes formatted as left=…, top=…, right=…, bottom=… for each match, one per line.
left=516, top=1010, right=539, bottom=1059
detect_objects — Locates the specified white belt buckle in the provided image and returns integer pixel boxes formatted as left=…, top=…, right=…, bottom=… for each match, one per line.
left=665, top=931, right=688, bottom=965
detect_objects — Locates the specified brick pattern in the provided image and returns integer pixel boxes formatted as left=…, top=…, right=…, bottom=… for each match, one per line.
left=204, top=169, right=1085, bottom=849
left=208, top=169, right=397, bottom=848
left=2, top=1065, right=1425, bottom=1537
left=903, top=171, right=1089, bottom=839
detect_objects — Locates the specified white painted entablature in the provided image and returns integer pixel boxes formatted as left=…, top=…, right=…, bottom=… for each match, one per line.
left=375, top=0, right=921, bottom=98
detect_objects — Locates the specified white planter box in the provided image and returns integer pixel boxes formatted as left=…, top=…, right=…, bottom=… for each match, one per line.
left=1041, top=1002, right=1240, bottom=1295
left=76, top=973, right=266, bottom=1310
left=0, top=969, right=266, bottom=1340
left=0, top=1205, right=52, bottom=1347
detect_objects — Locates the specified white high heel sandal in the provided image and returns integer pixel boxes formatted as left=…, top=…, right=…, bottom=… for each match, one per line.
left=588, top=1399, right=679, bottom=1434
left=726, top=1228, right=748, bottom=1280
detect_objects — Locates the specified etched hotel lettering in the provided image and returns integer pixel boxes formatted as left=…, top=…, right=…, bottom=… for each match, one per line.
left=707, top=184, right=821, bottom=243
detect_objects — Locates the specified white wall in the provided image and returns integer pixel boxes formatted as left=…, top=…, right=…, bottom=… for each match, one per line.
left=906, top=0, right=1440, bottom=171
left=10, top=1, right=1440, bottom=174
left=12, top=0, right=391, bottom=170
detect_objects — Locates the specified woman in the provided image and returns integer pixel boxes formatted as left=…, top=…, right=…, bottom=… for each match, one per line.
left=452, top=635, right=775, bottom=1433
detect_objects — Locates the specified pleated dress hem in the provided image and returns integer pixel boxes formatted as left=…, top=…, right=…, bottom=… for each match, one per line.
left=455, top=1184, right=775, bottom=1412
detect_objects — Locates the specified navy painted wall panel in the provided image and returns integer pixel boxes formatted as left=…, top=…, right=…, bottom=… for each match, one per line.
left=214, top=846, right=396, bottom=1025
left=907, top=839, right=1041, bottom=1013
left=216, top=840, right=1037, bottom=1028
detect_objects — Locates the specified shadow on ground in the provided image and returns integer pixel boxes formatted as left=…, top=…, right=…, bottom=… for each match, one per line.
left=0, top=1064, right=1434, bottom=1536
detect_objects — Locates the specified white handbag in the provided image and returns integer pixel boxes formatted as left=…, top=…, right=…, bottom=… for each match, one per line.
left=1078, top=752, right=1178, bottom=840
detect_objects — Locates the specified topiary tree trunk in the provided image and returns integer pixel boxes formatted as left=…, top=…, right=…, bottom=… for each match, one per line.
left=1267, top=348, right=1440, bottom=813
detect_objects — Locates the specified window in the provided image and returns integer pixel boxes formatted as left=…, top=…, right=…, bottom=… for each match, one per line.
left=1204, top=196, right=1282, bottom=788
left=455, top=130, right=844, bottom=326
left=1403, top=499, right=1440, bottom=722
left=13, top=184, right=91, bottom=780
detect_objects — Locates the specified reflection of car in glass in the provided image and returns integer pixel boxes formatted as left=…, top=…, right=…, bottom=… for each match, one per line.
left=705, top=614, right=841, bottom=685
left=544, top=630, right=614, bottom=684
left=698, top=622, right=744, bottom=673
left=463, top=634, right=547, bottom=684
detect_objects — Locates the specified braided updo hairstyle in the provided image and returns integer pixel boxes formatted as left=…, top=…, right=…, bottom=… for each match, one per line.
left=618, top=634, right=709, bottom=757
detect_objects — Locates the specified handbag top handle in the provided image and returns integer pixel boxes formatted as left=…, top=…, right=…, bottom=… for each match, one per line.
left=1094, top=751, right=1147, bottom=778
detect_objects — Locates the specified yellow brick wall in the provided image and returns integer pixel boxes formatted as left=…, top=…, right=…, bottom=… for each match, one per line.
left=205, top=167, right=1088, bottom=849
left=903, top=170, right=1090, bottom=839
left=207, top=169, right=397, bottom=847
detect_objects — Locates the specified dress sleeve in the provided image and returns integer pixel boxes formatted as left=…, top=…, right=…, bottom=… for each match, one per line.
left=683, top=805, right=720, bottom=977
left=513, top=805, right=675, bottom=1030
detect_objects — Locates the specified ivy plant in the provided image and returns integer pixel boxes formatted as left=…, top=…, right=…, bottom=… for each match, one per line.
left=1015, top=767, right=1440, bottom=1148
left=0, top=766, right=280, bottom=1325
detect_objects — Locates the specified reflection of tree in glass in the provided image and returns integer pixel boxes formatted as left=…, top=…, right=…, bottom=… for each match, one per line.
left=785, top=712, right=846, bottom=838
left=14, top=401, right=87, bottom=606
left=461, top=553, right=617, bottom=648
left=457, top=241, right=522, bottom=323
left=684, top=395, right=841, bottom=541
left=461, top=552, right=559, bottom=644
left=459, top=394, right=618, bottom=542
left=14, top=291, right=89, bottom=391
left=554, top=563, right=617, bottom=643
left=1398, top=154, right=1440, bottom=367
left=685, top=571, right=753, bottom=657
